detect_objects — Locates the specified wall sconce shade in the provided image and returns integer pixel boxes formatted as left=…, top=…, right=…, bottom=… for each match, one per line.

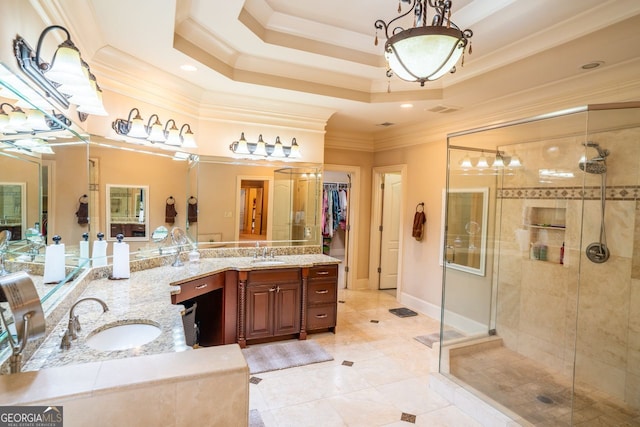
left=229, top=133, right=302, bottom=160
left=111, top=108, right=196, bottom=149
left=13, top=25, right=107, bottom=116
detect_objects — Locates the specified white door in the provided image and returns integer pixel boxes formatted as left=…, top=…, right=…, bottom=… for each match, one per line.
left=379, top=173, right=402, bottom=289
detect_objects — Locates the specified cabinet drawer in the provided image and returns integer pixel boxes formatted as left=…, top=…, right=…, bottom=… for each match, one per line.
left=308, top=264, right=338, bottom=280
left=306, top=304, right=336, bottom=330
left=173, top=273, right=224, bottom=303
left=248, top=268, right=300, bottom=284
left=307, top=281, right=337, bottom=304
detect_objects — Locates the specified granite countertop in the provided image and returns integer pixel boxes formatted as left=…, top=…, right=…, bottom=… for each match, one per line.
left=23, top=253, right=340, bottom=371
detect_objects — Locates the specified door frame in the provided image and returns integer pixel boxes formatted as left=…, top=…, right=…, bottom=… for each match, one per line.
left=323, top=164, right=360, bottom=290
left=369, top=164, right=407, bottom=293
left=235, top=176, right=273, bottom=242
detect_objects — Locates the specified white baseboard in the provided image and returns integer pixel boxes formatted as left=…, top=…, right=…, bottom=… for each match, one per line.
left=398, top=292, right=488, bottom=336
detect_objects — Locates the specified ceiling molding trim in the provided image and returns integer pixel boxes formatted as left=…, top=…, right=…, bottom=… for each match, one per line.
left=197, top=105, right=329, bottom=133
left=238, top=7, right=382, bottom=68
left=324, top=132, right=375, bottom=152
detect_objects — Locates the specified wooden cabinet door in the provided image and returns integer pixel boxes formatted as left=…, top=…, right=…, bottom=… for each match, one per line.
left=274, top=282, right=301, bottom=335
left=246, top=283, right=276, bottom=340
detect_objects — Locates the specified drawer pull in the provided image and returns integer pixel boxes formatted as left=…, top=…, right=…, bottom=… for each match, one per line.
left=315, top=289, right=329, bottom=294
left=316, top=271, right=329, bottom=275
left=315, top=313, right=328, bottom=319
left=195, top=283, right=208, bottom=290
left=269, top=286, right=278, bottom=292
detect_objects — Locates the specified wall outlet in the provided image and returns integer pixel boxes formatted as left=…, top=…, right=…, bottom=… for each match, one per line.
left=224, top=211, right=233, bottom=218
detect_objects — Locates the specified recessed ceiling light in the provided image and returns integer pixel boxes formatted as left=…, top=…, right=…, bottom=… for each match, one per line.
left=400, top=103, right=413, bottom=109
left=581, top=61, right=604, bottom=70
left=180, top=64, right=198, bottom=72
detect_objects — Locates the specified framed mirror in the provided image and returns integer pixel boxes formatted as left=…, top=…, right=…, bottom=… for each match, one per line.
left=441, top=187, right=489, bottom=276
left=0, top=182, right=26, bottom=241
left=106, top=185, right=149, bottom=241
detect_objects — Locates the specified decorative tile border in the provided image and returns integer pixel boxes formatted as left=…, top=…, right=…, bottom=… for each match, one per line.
left=498, top=186, right=640, bottom=200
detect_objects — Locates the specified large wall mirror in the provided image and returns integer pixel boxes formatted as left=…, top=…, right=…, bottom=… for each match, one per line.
left=441, top=187, right=489, bottom=276
left=106, top=185, right=149, bottom=241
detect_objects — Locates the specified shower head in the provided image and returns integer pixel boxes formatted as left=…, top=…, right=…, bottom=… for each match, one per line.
left=579, top=141, right=609, bottom=174
left=579, top=159, right=607, bottom=174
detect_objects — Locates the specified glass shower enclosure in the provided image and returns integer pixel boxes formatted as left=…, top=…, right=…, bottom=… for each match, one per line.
left=439, top=102, right=640, bottom=425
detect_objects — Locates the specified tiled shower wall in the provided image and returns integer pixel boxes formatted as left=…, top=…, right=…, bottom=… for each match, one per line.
left=493, top=126, right=640, bottom=410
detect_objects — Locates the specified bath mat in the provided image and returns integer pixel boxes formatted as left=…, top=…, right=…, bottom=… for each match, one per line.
left=414, top=330, right=464, bottom=348
left=249, top=409, right=265, bottom=427
left=389, top=307, right=418, bottom=318
left=242, top=340, right=333, bottom=374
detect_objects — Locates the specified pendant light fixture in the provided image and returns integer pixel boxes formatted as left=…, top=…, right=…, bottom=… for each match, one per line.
left=374, top=0, right=472, bottom=86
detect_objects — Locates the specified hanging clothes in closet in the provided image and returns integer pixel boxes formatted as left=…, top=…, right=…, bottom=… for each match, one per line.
left=322, top=183, right=348, bottom=238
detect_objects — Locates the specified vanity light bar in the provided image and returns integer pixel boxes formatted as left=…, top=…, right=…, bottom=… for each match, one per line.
left=229, top=133, right=301, bottom=160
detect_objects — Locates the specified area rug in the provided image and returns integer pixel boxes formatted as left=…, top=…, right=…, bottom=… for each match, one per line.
left=242, top=340, right=333, bottom=374
left=389, top=307, right=418, bottom=318
left=414, top=330, right=464, bottom=348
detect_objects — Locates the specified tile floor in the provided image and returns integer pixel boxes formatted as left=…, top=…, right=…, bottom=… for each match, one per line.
left=248, top=289, right=483, bottom=426
left=450, top=345, right=640, bottom=426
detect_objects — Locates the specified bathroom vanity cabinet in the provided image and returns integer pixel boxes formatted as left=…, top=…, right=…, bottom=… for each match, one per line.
left=244, top=268, right=302, bottom=342
left=306, top=264, right=338, bottom=332
left=171, top=270, right=238, bottom=347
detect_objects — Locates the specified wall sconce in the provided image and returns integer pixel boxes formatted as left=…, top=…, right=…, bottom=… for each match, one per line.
left=111, top=108, right=197, bottom=149
left=13, top=25, right=107, bottom=117
left=454, top=146, right=523, bottom=174
left=229, top=133, right=301, bottom=159
left=0, top=102, right=70, bottom=136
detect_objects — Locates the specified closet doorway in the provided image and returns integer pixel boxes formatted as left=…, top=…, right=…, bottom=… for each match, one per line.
left=323, top=166, right=359, bottom=289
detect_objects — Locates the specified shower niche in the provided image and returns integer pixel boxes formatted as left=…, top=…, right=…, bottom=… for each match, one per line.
left=523, top=205, right=566, bottom=263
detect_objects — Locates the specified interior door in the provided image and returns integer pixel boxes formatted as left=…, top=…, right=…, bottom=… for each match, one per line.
left=379, top=173, right=402, bottom=290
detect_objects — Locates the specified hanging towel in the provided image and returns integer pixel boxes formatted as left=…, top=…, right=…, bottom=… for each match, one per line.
left=165, top=197, right=177, bottom=224
left=412, top=210, right=426, bottom=241
left=188, top=197, right=198, bottom=223
left=76, top=195, right=89, bottom=224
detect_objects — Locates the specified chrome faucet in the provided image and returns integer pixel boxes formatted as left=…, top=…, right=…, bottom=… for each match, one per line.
left=60, top=297, right=109, bottom=350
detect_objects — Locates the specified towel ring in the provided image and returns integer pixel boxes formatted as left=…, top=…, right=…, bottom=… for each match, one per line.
left=166, top=196, right=175, bottom=205
left=188, top=196, right=198, bottom=205
left=415, top=202, right=424, bottom=212
left=79, top=194, right=89, bottom=203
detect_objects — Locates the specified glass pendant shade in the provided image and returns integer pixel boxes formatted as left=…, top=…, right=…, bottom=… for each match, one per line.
left=44, top=42, right=85, bottom=85
left=493, top=156, right=505, bottom=169
left=288, top=138, right=301, bottom=158
left=476, top=156, right=489, bottom=169
left=509, top=155, right=522, bottom=168
left=271, top=136, right=285, bottom=158
left=234, top=133, right=250, bottom=154
left=253, top=134, right=268, bottom=156
left=8, top=108, right=30, bottom=132
left=127, top=113, right=148, bottom=138
left=459, top=155, right=472, bottom=169
left=147, top=116, right=166, bottom=143
left=25, top=109, right=50, bottom=131
left=165, top=121, right=181, bottom=146
left=385, top=26, right=465, bottom=84
left=181, top=128, right=197, bottom=148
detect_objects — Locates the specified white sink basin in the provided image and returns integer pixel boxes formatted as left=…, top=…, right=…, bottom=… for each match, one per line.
left=86, top=321, right=161, bottom=351
left=251, top=259, right=286, bottom=266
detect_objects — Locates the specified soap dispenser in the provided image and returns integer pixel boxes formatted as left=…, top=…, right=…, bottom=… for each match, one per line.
left=92, top=232, right=108, bottom=267
left=43, top=235, right=65, bottom=284
left=79, top=232, right=89, bottom=266
left=111, top=233, right=130, bottom=279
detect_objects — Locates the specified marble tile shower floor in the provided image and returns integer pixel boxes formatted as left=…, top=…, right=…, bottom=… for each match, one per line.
left=450, top=345, right=640, bottom=426
left=248, top=289, right=482, bottom=426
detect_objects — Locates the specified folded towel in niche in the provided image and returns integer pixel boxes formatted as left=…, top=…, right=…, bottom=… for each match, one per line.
left=412, top=211, right=426, bottom=240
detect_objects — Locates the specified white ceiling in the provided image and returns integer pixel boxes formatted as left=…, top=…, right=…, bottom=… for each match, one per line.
left=50, top=0, right=640, bottom=138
